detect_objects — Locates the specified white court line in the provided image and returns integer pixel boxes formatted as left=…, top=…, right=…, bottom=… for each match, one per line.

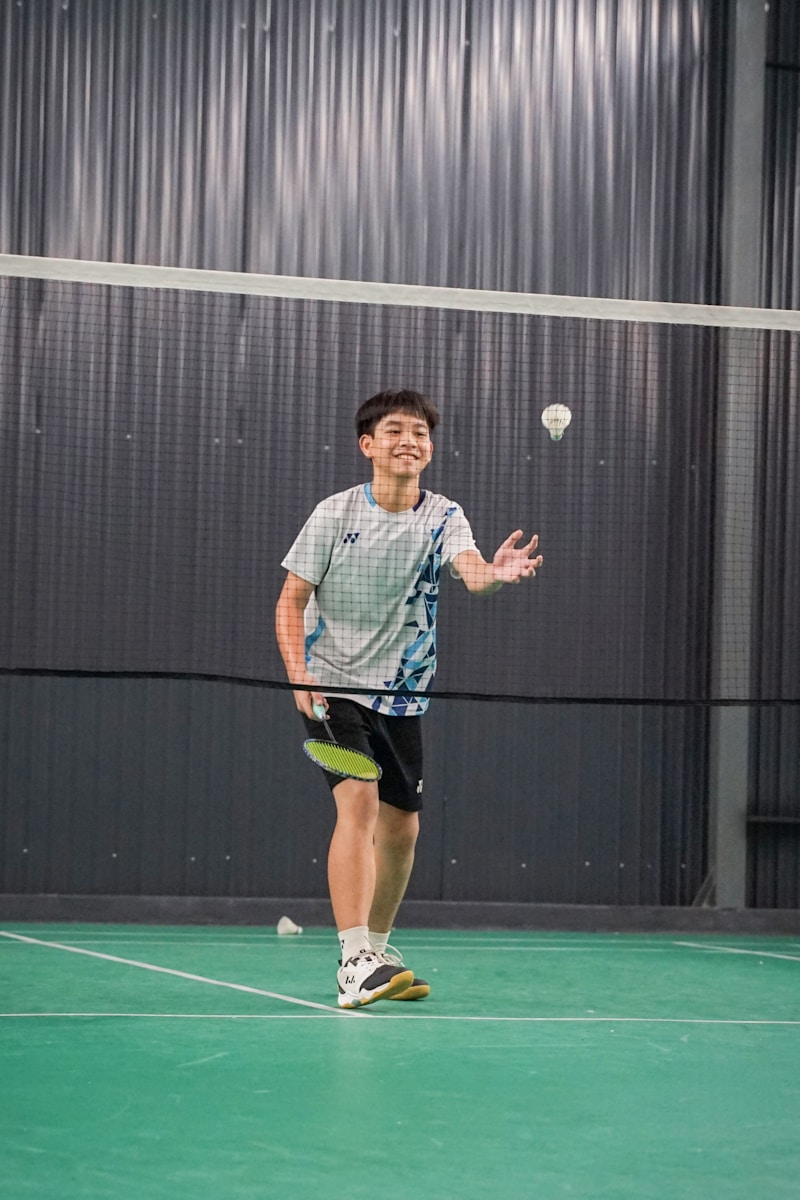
left=0, top=939, right=323, bottom=948
left=674, top=941, right=800, bottom=964
left=0, top=939, right=676, bottom=953
left=0, top=1011, right=798, bottom=1025
left=0, top=931, right=690, bottom=950
left=0, top=931, right=349, bottom=1015
left=0, top=932, right=597, bottom=942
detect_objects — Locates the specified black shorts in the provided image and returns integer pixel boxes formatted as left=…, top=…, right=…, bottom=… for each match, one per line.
left=301, top=699, right=424, bottom=812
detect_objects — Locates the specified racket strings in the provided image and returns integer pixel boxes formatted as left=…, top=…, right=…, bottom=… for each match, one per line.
left=303, top=739, right=382, bottom=781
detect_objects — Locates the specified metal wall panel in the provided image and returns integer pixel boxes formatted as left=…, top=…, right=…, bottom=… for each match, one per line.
left=0, top=287, right=716, bottom=906
left=1, top=0, right=724, bottom=300
left=750, top=706, right=800, bottom=910
left=0, top=678, right=706, bottom=906
left=749, top=0, right=800, bottom=907
left=762, top=76, right=800, bottom=309
left=0, top=677, right=328, bottom=899
left=0, top=0, right=734, bottom=908
left=0, top=282, right=722, bottom=704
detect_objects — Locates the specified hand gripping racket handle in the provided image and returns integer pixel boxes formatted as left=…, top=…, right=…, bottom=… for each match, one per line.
left=312, top=703, right=333, bottom=740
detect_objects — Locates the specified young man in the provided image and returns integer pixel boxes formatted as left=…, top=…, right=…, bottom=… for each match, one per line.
left=275, top=388, right=542, bottom=1008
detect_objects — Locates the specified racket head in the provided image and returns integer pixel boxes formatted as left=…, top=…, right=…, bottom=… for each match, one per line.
left=303, top=739, right=382, bottom=782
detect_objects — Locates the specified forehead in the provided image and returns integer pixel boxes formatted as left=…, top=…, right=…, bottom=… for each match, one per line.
left=373, top=411, right=431, bottom=433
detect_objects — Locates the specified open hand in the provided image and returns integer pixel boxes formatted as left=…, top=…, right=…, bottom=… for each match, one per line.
left=492, top=531, right=543, bottom=584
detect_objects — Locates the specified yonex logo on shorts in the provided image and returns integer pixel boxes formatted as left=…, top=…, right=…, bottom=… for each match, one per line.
left=417, top=779, right=424, bottom=793
left=343, top=531, right=360, bottom=544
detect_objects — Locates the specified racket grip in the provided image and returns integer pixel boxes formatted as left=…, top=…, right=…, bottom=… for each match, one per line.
left=312, top=702, right=327, bottom=722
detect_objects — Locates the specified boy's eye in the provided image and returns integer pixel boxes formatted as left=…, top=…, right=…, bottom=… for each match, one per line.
left=380, top=425, right=429, bottom=439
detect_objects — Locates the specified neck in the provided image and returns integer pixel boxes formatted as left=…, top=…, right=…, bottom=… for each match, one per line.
left=369, top=477, right=422, bottom=512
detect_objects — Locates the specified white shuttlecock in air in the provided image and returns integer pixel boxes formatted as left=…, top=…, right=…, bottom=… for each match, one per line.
left=541, top=404, right=572, bottom=441
left=277, top=915, right=303, bottom=936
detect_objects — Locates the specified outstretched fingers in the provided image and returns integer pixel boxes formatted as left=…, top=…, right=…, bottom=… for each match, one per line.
left=491, top=530, right=544, bottom=583
left=501, top=530, right=541, bottom=559
left=498, top=529, right=524, bottom=551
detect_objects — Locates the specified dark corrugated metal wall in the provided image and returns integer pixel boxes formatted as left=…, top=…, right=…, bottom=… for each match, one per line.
left=0, top=678, right=706, bottom=906
left=0, top=285, right=724, bottom=704
left=0, top=0, right=791, bottom=908
left=1, top=0, right=723, bottom=298
left=750, top=0, right=800, bottom=908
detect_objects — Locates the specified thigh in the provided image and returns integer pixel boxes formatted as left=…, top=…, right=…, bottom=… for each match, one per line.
left=301, top=699, right=376, bottom=793
left=371, top=713, right=424, bottom=813
left=301, top=701, right=424, bottom=811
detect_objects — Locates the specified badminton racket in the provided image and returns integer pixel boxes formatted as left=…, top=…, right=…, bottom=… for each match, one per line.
left=303, top=703, right=382, bottom=782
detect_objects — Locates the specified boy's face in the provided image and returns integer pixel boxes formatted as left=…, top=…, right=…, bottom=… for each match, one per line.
left=359, top=411, right=433, bottom=481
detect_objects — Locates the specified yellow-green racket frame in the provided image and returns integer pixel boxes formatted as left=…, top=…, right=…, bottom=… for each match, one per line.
left=303, top=704, right=382, bottom=782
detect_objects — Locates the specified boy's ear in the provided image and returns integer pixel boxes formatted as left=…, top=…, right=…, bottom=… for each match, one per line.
left=358, top=433, right=374, bottom=458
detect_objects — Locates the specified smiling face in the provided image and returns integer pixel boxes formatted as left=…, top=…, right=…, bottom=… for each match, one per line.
left=358, top=411, right=434, bottom=482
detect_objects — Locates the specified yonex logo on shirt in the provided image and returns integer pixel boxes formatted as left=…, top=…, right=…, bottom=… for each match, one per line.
left=343, top=532, right=360, bottom=544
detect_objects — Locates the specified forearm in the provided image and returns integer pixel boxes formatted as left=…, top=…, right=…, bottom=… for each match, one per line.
left=458, top=556, right=504, bottom=595
left=275, top=573, right=327, bottom=718
left=275, top=596, right=312, bottom=684
left=466, top=569, right=503, bottom=595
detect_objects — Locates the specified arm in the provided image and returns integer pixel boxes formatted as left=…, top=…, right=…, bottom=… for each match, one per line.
left=453, top=531, right=543, bottom=595
left=275, top=571, right=327, bottom=719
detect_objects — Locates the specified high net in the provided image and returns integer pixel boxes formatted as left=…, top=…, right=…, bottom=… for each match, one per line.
left=1, top=254, right=798, bottom=705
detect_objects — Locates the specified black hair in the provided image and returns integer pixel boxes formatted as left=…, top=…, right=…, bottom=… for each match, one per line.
left=355, top=388, right=440, bottom=438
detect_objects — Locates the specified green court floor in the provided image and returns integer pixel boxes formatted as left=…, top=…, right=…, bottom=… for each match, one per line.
left=1, top=924, right=799, bottom=1198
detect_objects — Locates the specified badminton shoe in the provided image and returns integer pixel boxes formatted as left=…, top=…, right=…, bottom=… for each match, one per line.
left=337, top=951, right=414, bottom=1009
left=381, top=945, right=431, bottom=1002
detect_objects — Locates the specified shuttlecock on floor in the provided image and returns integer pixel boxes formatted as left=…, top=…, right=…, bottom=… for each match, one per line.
left=277, top=915, right=303, bottom=936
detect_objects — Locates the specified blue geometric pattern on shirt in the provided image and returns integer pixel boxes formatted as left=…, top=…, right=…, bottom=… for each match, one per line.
left=374, top=507, right=457, bottom=715
left=304, top=615, right=325, bottom=666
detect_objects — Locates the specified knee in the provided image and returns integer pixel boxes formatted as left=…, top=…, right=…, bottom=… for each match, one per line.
left=379, top=810, right=420, bottom=856
left=333, top=781, right=380, bottom=833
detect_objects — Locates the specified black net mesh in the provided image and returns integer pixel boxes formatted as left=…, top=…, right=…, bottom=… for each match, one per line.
left=1, top=270, right=798, bottom=703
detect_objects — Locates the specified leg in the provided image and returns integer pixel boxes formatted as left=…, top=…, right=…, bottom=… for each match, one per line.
left=328, top=779, right=415, bottom=1009
left=327, top=777, right=380, bottom=932
left=369, top=802, right=430, bottom=1003
left=369, top=802, right=420, bottom=933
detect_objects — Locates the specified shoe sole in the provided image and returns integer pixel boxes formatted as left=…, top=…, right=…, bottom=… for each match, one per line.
left=338, top=968, right=415, bottom=1009
left=388, top=982, right=431, bottom=1001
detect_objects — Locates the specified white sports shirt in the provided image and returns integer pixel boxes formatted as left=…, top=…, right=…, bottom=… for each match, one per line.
left=282, top=483, right=478, bottom=715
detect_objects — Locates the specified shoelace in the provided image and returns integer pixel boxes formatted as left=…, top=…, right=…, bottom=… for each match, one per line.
left=378, top=944, right=406, bottom=967
left=342, top=951, right=380, bottom=968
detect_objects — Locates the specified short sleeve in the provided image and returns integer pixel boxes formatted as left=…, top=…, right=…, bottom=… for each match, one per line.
left=441, top=503, right=478, bottom=566
left=281, top=503, right=337, bottom=586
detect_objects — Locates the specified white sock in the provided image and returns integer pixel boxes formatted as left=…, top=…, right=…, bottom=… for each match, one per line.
left=338, top=925, right=371, bottom=963
left=369, top=930, right=392, bottom=954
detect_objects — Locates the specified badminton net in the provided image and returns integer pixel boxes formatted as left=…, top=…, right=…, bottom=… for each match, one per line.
left=0, top=254, right=798, bottom=705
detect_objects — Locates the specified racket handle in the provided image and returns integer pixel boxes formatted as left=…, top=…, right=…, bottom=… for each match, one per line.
left=312, top=702, right=327, bottom=722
